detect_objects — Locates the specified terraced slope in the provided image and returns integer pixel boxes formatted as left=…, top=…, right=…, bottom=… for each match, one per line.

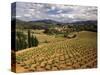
left=15, top=31, right=97, bottom=72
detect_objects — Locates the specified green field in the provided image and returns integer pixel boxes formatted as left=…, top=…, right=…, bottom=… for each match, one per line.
left=15, top=31, right=97, bottom=72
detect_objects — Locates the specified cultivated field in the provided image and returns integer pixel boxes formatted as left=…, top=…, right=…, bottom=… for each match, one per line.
left=15, top=31, right=97, bottom=72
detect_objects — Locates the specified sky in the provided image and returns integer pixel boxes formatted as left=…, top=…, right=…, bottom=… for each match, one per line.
left=12, top=2, right=97, bottom=23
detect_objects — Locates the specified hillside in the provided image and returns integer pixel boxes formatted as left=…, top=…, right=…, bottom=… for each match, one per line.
left=15, top=31, right=97, bottom=72
left=12, top=19, right=97, bottom=31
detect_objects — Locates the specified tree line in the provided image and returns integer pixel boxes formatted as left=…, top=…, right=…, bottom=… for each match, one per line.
left=43, top=24, right=97, bottom=38
left=16, top=29, right=39, bottom=51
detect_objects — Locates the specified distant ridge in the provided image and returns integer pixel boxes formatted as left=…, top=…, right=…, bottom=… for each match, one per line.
left=12, top=18, right=97, bottom=25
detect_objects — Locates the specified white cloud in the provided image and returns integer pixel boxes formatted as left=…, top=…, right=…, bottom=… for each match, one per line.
left=29, top=9, right=35, bottom=12
left=49, top=14, right=60, bottom=18
left=16, top=15, right=21, bottom=18
left=68, top=14, right=74, bottom=18
left=15, top=2, right=97, bottom=22
left=51, top=6, right=56, bottom=10
left=24, top=14, right=31, bottom=17
left=57, top=10, right=63, bottom=13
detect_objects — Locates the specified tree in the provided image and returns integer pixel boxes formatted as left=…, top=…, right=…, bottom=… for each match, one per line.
left=34, top=36, right=39, bottom=46
left=31, top=35, right=35, bottom=47
left=31, top=35, right=39, bottom=47
left=28, top=30, right=31, bottom=48
left=16, top=29, right=39, bottom=51
left=16, top=30, right=27, bottom=51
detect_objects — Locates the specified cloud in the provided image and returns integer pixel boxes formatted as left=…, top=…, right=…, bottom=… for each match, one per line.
left=24, top=14, right=31, bottom=17
left=15, top=2, right=97, bottom=22
left=51, top=6, right=56, bottom=10
left=57, top=10, right=63, bottom=13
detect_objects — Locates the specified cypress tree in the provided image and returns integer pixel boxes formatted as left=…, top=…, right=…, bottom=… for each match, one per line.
left=34, top=36, right=39, bottom=46
left=28, top=30, right=31, bottom=48
left=31, top=35, right=35, bottom=47
left=30, top=35, right=39, bottom=47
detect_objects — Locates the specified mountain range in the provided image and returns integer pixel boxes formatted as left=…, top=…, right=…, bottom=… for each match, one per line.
left=12, top=18, right=97, bottom=25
